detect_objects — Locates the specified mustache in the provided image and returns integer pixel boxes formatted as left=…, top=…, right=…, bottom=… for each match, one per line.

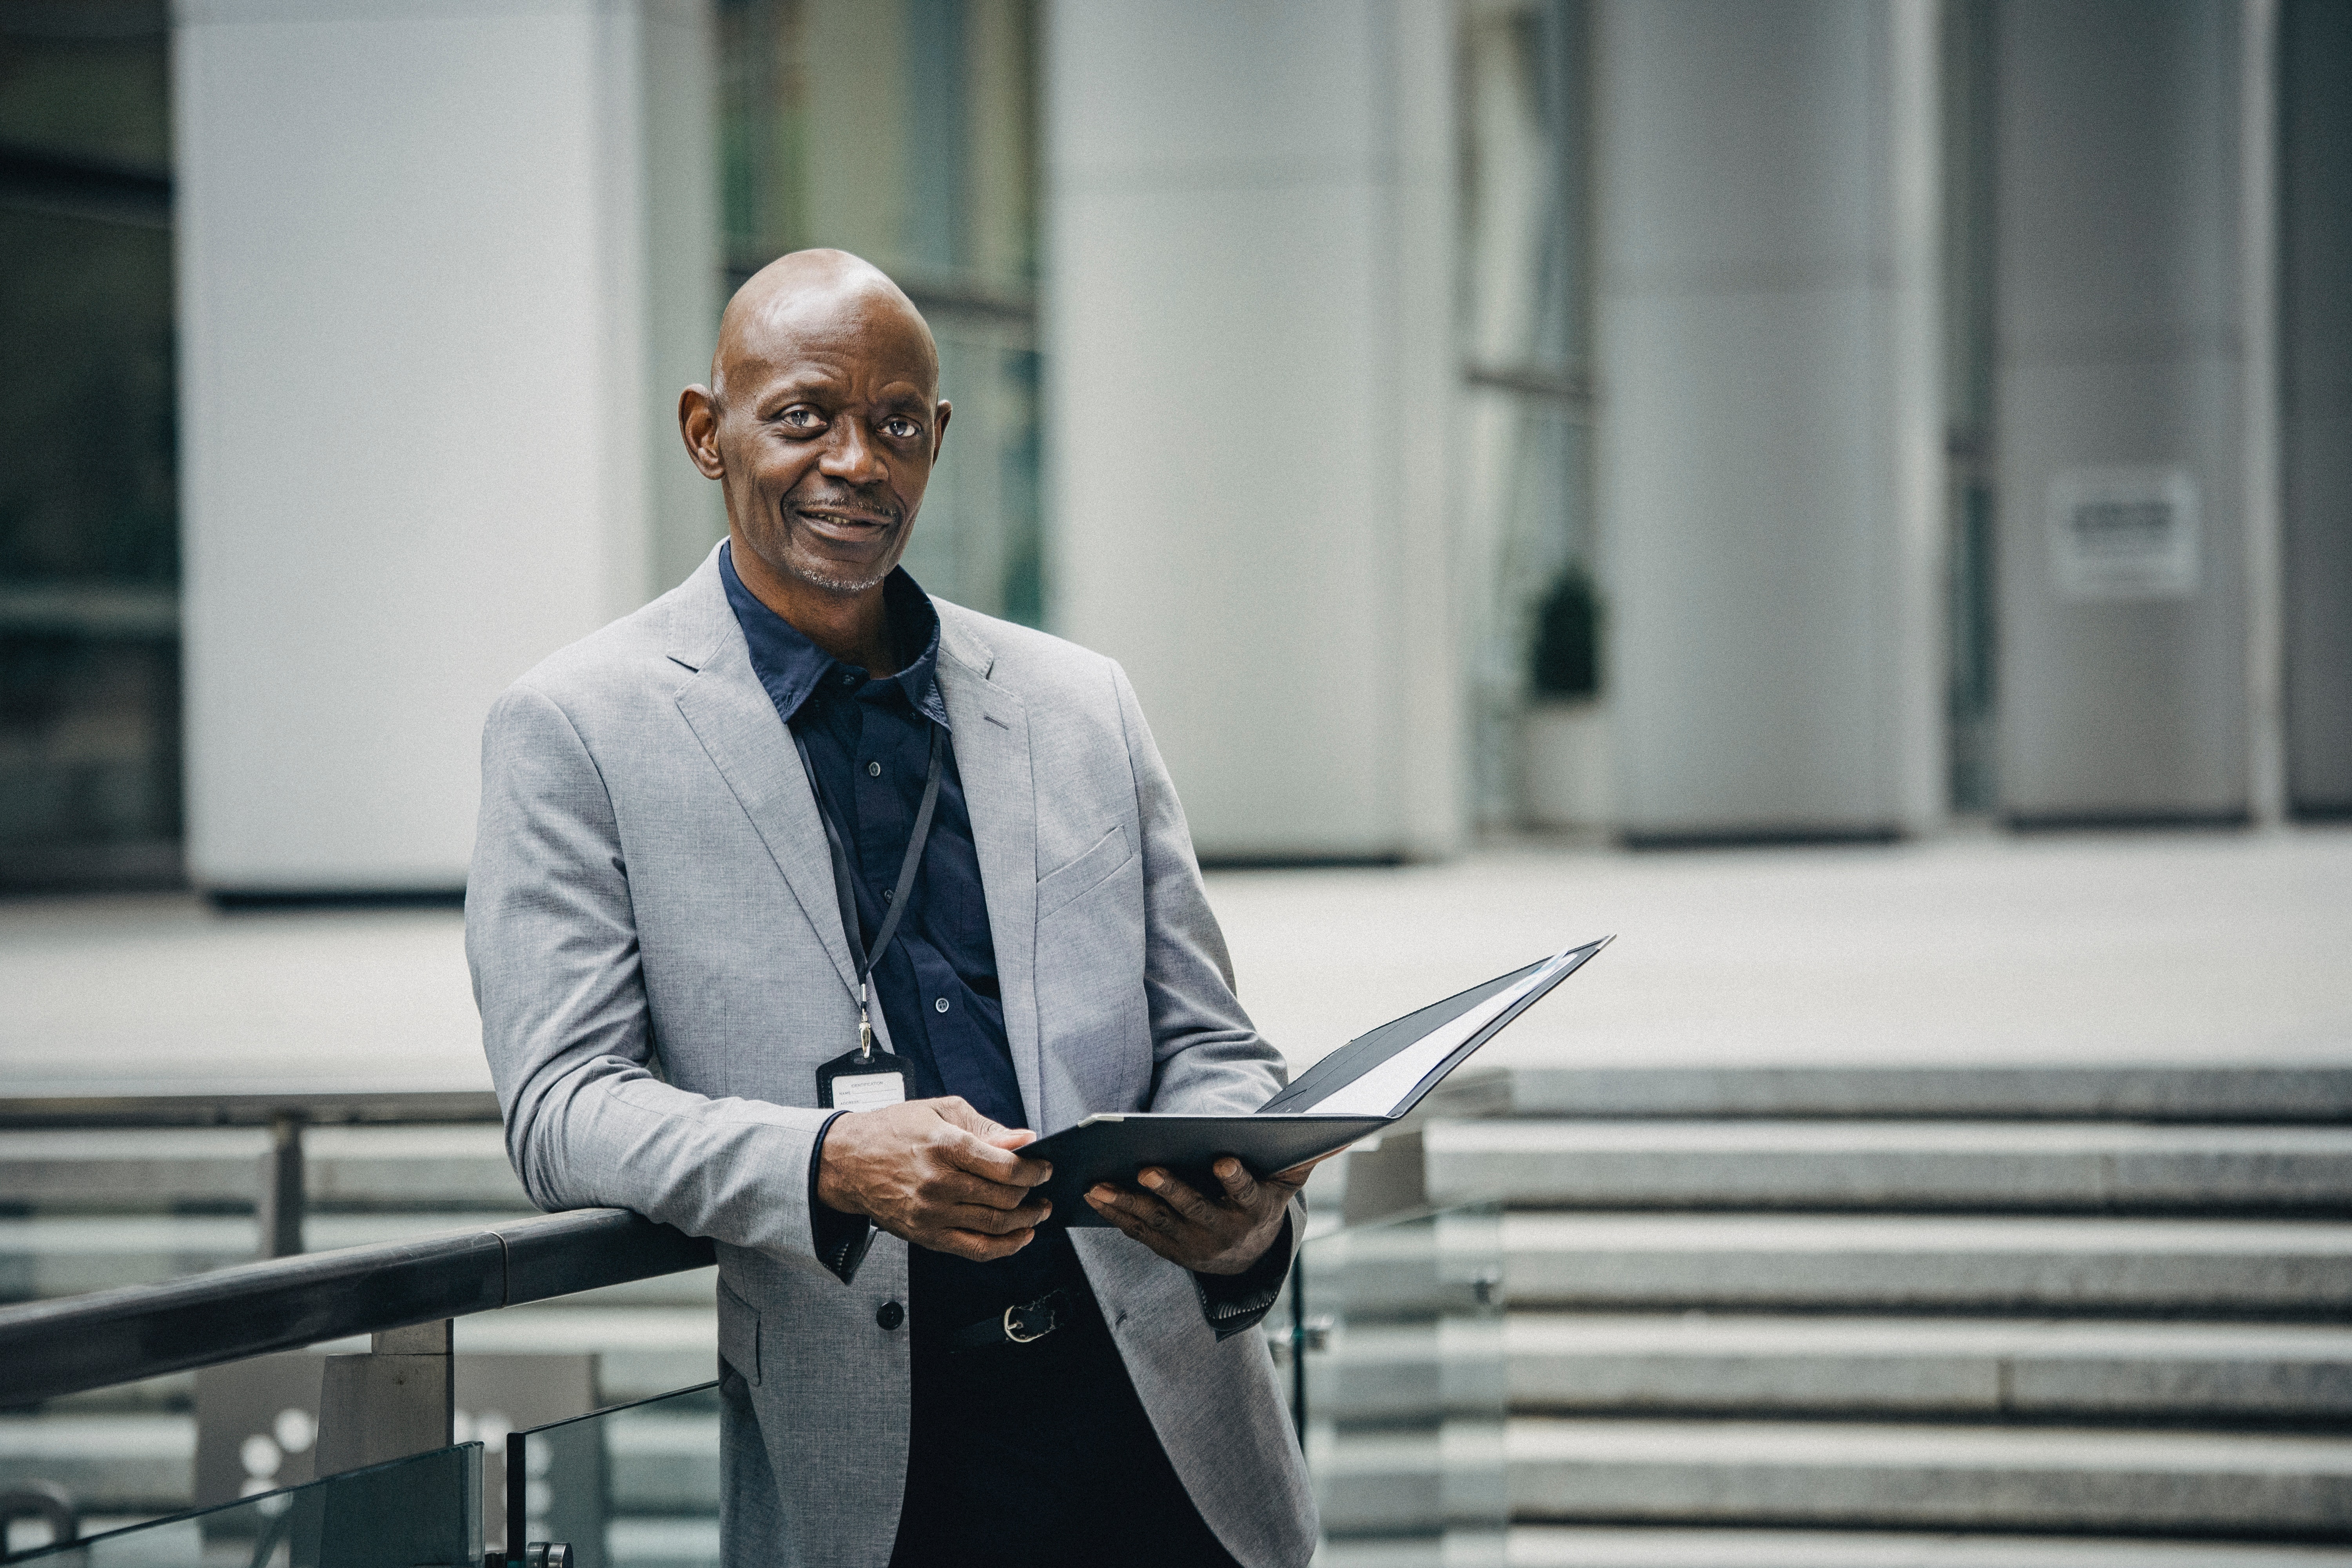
left=791, top=488, right=903, bottom=525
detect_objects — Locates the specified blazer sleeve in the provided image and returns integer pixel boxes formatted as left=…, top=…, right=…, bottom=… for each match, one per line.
left=467, top=682, right=850, bottom=1282
left=1108, top=661, right=1309, bottom=1301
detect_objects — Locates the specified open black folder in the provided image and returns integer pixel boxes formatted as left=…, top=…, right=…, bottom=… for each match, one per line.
left=1028, top=936, right=1612, bottom=1227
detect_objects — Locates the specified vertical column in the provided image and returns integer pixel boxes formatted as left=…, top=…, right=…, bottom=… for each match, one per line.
left=2281, top=0, right=2352, bottom=816
left=176, top=0, right=719, bottom=895
left=254, top=1111, right=304, bottom=1260
left=1045, top=0, right=1463, bottom=860
left=1991, top=0, right=2249, bottom=824
left=1593, top=0, right=1945, bottom=844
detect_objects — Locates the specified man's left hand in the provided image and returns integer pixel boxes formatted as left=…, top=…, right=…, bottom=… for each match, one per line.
left=1085, top=1155, right=1328, bottom=1275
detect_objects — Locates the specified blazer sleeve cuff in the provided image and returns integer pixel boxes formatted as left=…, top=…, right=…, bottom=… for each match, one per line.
left=1191, top=1209, right=1294, bottom=1340
left=808, top=1109, right=877, bottom=1284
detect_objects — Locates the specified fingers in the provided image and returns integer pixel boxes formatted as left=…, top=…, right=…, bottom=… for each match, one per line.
left=939, top=1125, right=1053, bottom=1189
left=1086, top=1181, right=1183, bottom=1238
left=933, top=1096, right=1009, bottom=1140
left=1209, top=1157, right=1261, bottom=1208
left=918, top=1163, right=1040, bottom=1211
left=930, top=1224, right=1038, bottom=1262
left=939, top=1195, right=1052, bottom=1236
left=1140, top=1167, right=1223, bottom=1226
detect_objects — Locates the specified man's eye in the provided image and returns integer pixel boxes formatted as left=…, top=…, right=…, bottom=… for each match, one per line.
left=779, top=407, right=822, bottom=430
left=882, top=417, right=920, bottom=439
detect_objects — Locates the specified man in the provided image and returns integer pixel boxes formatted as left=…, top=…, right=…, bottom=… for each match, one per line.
left=466, top=249, right=1319, bottom=1567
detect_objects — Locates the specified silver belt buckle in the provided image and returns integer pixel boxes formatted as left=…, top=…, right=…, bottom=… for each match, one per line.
left=1003, top=1301, right=1051, bottom=1344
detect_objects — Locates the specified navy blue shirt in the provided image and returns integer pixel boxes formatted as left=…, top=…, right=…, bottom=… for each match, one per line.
left=721, top=544, right=1285, bottom=1339
left=721, top=545, right=1068, bottom=1326
left=722, top=546, right=1022, bottom=1126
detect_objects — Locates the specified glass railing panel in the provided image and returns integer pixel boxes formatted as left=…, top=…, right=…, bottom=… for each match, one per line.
left=504, top=1382, right=718, bottom=1568
left=9, top=1441, right=481, bottom=1567
left=1278, top=1202, right=1507, bottom=1568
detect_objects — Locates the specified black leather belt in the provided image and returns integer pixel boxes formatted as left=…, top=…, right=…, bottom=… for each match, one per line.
left=947, top=1288, right=1074, bottom=1353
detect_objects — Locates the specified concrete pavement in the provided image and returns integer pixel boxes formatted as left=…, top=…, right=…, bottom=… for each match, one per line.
left=1, top=826, right=2347, bottom=1096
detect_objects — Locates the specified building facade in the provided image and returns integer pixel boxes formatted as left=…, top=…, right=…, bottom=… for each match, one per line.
left=0, top=0, right=2344, bottom=893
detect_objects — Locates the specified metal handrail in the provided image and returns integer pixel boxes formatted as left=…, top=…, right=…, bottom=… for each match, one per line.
left=0, top=1090, right=500, bottom=1128
left=0, top=1208, right=713, bottom=1408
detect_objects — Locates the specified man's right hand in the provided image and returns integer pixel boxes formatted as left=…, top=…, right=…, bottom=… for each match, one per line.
left=815, top=1096, right=1053, bottom=1261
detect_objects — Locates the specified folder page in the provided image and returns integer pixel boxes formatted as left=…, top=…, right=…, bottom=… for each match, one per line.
left=1296, top=959, right=1562, bottom=1117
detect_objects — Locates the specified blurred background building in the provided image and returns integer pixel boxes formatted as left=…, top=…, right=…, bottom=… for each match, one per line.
left=6, top=8, right=2352, bottom=1561
left=0, top=0, right=2346, bottom=893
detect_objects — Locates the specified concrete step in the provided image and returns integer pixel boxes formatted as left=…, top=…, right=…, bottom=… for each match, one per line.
left=1504, top=1418, right=2352, bottom=1537
left=1310, top=1422, right=1501, bottom=1540
left=0, top=1406, right=726, bottom=1522
left=1426, top=1122, right=2352, bottom=1215
left=1504, top=1315, right=2352, bottom=1422
left=605, top=1518, right=721, bottom=1568
left=27, top=1306, right=717, bottom=1413
left=606, top=1409, right=721, bottom=1512
left=1500, top=1526, right=2352, bottom=1566
left=0, top=1414, right=189, bottom=1515
left=1498, top=1214, right=2352, bottom=1315
left=1311, top=1316, right=2352, bottom=1425
left=0, top=1316, right=720, bottom=1515
left=1482, top=1065, right=2352, bottom=1123
left=455, top=1305, right=717, bottom=1402
left=0, top=1126, right=527, bottom=1212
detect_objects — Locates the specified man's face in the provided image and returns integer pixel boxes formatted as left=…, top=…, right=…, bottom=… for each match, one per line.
left=700, top=287, right=948, bottom=596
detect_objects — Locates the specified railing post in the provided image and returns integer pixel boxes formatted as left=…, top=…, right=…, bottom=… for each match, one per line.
left=255, top=1111, right=306, bottom=1259
left=314, top=1319, right=455, bottom=1476
left=1288, top=1252, right=1307, bottom=1447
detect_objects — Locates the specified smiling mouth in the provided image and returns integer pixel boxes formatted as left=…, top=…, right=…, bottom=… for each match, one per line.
left=794, top=503, right=900, bottom=538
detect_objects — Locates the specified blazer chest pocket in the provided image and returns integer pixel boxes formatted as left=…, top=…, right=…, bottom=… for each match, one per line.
left=717, top=1276, right=761, bottom=1386
left=1035, top=823, right=1133, bottom=922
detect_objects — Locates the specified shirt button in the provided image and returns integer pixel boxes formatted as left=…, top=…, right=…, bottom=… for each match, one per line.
left=934, top=997, right=950, bottom=1014
left=876, top=1301, right=904, bottom=1330
left=866, top=761, right=882, bottom=777
left=840, top=671, right=857, bottom=687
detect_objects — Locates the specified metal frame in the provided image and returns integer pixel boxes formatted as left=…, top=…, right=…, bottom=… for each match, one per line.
left=0, top=1203, right=706, bottom=1410
left=0, top=1210, right=711, bottom=1409
left=0, top=1091, right=500, bottom=1128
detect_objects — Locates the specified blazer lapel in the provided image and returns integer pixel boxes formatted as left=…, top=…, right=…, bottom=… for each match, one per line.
left=668, top=564, right=861, bottom=1000
left=934, top=624, right=1044, bottom=1128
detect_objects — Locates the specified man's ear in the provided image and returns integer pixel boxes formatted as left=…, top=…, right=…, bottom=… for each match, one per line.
left=679, top=386, right=726, bottom=479
left=932, top=399, right=952, bottom=462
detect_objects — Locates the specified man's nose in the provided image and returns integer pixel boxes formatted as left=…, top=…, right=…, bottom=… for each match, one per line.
left=819, top=420, right=886, bottom=485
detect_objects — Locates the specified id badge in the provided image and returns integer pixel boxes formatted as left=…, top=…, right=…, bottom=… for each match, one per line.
left=818, top=1048, right=910, bottom=1111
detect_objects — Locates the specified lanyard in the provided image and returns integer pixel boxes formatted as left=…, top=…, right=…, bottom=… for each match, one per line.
left=791, top=722, right=946, bottom=1062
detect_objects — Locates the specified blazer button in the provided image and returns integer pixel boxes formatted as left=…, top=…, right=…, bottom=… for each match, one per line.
left=876, top=1301, right=905, bottom=1330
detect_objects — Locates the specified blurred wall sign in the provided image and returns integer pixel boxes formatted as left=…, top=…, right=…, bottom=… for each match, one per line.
left=2048, top=468, right=2202, bottom=601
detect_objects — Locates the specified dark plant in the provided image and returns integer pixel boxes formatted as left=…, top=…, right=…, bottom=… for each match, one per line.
left=1530, top=564, right=1602, bottom=698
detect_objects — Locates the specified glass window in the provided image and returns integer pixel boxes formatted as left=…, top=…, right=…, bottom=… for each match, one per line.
left=1458, top=0, right=1596, bottom=829
left=717, top=0, right=1044, bottom=625
left=0, top=0, right=180, bottom=889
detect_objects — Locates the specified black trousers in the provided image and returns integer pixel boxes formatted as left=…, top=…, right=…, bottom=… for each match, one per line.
left=887, top=1271, right=1243, bottom=1568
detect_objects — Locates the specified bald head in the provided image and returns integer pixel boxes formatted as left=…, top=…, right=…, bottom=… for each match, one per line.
left=679, top=250, right=951, bottom=629
left=710, top=249, right=938, bottom=407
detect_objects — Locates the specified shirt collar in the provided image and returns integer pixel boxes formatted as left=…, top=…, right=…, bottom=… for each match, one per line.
left=719, top=541, right=949, bottom=728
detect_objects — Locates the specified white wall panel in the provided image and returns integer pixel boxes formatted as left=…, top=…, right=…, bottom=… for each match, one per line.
left=1595, top=0, right=1944, bottom=840
left=1991, top=0, right=2248, bottom=822
left=1045, top=0, right=1463, bottom=859
left=176, top=0, right=717, bottom=891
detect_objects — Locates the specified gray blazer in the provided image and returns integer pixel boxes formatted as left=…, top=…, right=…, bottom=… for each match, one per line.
left=466, top=546, right=1316, bottom=1567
